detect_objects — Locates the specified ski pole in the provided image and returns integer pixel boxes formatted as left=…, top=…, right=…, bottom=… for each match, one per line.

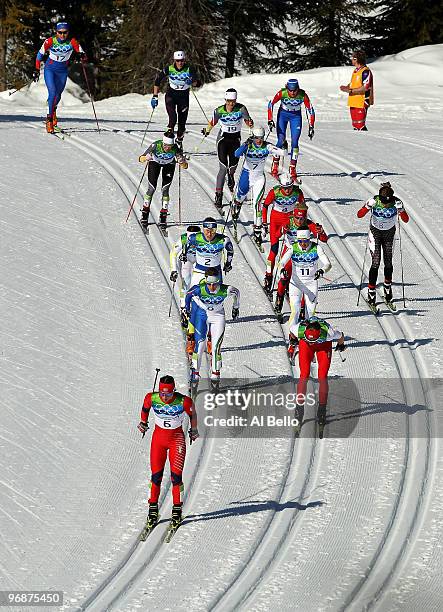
left=143, top=367, right=161, bottom=438
left=168, top=280, right=176, bottom=317
left=81, top=61, right=101, bottom=133
left=191, top=89, right=210, bottom=123
left=398, top=219, right=406, bottom=308
left=178, top=165, right=182, bottom=225
left=141, top=108, right=155, bottom=148
left=357, top=224, right=370, bottom=306
left=125, top=161, right=149, bottom=222
left=8, top=79, right=33, bottom=96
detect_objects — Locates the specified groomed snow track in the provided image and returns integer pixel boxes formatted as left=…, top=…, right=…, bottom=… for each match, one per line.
left=24, top=119, right=437, bottom=611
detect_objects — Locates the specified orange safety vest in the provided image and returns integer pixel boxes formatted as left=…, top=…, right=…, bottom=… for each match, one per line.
left=348, top=65, right=374, bottom=108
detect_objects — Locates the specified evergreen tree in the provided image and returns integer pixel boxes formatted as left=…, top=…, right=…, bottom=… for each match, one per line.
left=364, top=0, right=443, bottom=57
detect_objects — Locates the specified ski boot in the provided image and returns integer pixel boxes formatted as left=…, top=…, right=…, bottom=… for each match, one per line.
left=383, top=282, right=396, bottom=310
left=175, top=134, right=184, bottom=152
left=317, top=404, right=327, bottom=439
left=253, top=225, right=263, bottom=250
left=146, top=502, right=159, bottom=528
left=46, top=114, right=54, bottom=134
left=214, top=192, right=223, bottom=213
left=289, top=161, right=298, bottom=184
left=298, top=300, right=306, bottom=323
left=263, top=273, right=273, bottom=299
left=186, top=333, right=195, bottom=356
left=210, top=370, right=221, bottom=391
left=231, top=200, right=241, bottom=221
left=294, top=403, right=304, bottom=437
left=181, top=307, right=189, bottom=330
left=288, top=333, right=298, bottom=364
left=159, top=208, right=168, bottom=233
left=274, top=292, right=284, bottom=322
left=190, top=368, right=200, bottom=384
left=53, top=108, right=58, bottom=127
left=367, top=288, right=378, bottom=314
left=271, top=156, right=280, bottom=178
left=171, top=504, right=183, bottom=527
left=227, top=172, right=235, bottom=192
left=140, top=204, right=150, bottom=229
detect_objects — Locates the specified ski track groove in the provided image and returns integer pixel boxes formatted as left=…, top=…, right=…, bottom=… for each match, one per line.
left=91, top=124, right=318, bottom=611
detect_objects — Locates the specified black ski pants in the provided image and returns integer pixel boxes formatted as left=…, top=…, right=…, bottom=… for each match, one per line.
left=165, top=89, right=189, bottom=139
left=368, top=224, right=396, bottom=286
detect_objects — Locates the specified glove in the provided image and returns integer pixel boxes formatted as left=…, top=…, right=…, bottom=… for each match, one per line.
left=315, top=223, right=324, bottom=233
left=179, top=161, right=188, bottom=170
left=268, top=120, right=275, bottom=131
left=223, top=262, right=232, bottom=273
left=262, top=223, right=269, bottom=237
left=32, top=69, right=40, bottom=82
left=137, top=421, right=149, bottom=434
left=201, top=126, right=211, bottom=137
left=308, top=126, right=314, bottom=140
left=151, top=96, right=158, bottom=109
left=335, top=343, right=346, bottom=353
left=281, top=268, right=289, bottom=279
left=80, top=53, right=88, bottom=64
left=314, top=269, right=324, bottom=280
left=232, top=307, right=239, bottom=320
left=139, top=155, right=148, bottom=163
left=188, top=427, right=199, bottom=443
left=170, top=271, right=178, bottom=282
left=179, top=252, right=188, bottom=263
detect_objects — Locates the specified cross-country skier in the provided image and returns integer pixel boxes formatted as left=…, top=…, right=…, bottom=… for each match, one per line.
left=232, top=126, right=285, bottom=248
left=177, top=218, right=234, bottom=290
left=291, top=317, right=345, bottom=437
left=267, top=78, right=315, bottom=182
left=201, top=88, right=253, bottom=212
left=139, top=132, right=189, bottom=230
left=170, top=225, right=201, bottom=327
left=184, top=268, right=240, bottom=383
left=34, top=22, right=87, bottom=134
left=274, top=209, right=328, bottom=315
left=151, top=50, right=200, bottom=148
left=137, top=375, right=199, bottom=529
left=339, top=49, right=374, bottom=131
left=279, top=227, right=331, bottom=331
left=262, top=172, right=305, bottom=294
left=357, top=182, right=409, bottom=308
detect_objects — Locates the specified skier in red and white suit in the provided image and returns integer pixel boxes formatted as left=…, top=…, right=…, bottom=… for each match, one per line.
left=137, top=375, right=198, bottom=524
left=262, top=172, right=305, bottom=294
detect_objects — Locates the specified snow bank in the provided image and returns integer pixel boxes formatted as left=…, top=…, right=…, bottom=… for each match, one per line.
left=0, top=75, right=88, bottom=107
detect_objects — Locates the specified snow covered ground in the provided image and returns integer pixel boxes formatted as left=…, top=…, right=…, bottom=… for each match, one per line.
left=0, top=44, right=442, bottom=611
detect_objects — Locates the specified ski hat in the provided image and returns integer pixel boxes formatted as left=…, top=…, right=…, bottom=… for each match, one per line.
left=379, top=182, right=394, bottom=204
left=205, top=267, right=221, bottom=284
left=286, top=79, right=299, bottom=91
left=163, top=133, right=175, bottom=145
left=297, top=228, right=311, bottom=241
left=252, top=125, right=265, bottom=138
left=56, top=22, right=69, bottom=31
left=159, top=375, right=175, bottom=397
left=304, top=322, right=322, bottom=343
left=293, top=206, right=308, bottom=219
left=174, top=50, right=185, bottom=60
left=225, top=88, right=237, bottom=100
left=186, top=225, right=201, bottom=234
left=279, top=172, right=293, bottom=188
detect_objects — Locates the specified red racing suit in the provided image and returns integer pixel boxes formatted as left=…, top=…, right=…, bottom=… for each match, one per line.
left=140, top=391, right=194, bottom=505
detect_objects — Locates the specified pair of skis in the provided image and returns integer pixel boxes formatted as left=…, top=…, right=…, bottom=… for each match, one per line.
left=365, top=296, right=397, bottom=316
left=139, top=515, right=183, bottom=543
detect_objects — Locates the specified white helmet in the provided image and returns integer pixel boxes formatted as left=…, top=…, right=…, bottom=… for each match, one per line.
left=279, top=172, right=293, bottom=188
left=297, top=228, right=311, bottom=241
left=163, top=134, right=175, bottom=145
left=252, top=125, right=265, bottom=138
left=173, top=50, right=185, bottom=60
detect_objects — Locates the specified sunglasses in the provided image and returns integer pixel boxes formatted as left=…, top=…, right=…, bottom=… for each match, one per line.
left=159, top=390, right=174, bottom=397
left=58, top=31, right=69, bottom=35
left=203, top=223, right=217, bottom=229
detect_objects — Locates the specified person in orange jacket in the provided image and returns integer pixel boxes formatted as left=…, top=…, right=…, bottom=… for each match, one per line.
left=340, top=49, right=373, bottom=131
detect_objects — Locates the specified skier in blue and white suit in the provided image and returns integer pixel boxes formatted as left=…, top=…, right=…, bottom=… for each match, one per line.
left=185, top=268, right=240, bottom=382
left=233, top=125, right=284, bottom=247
